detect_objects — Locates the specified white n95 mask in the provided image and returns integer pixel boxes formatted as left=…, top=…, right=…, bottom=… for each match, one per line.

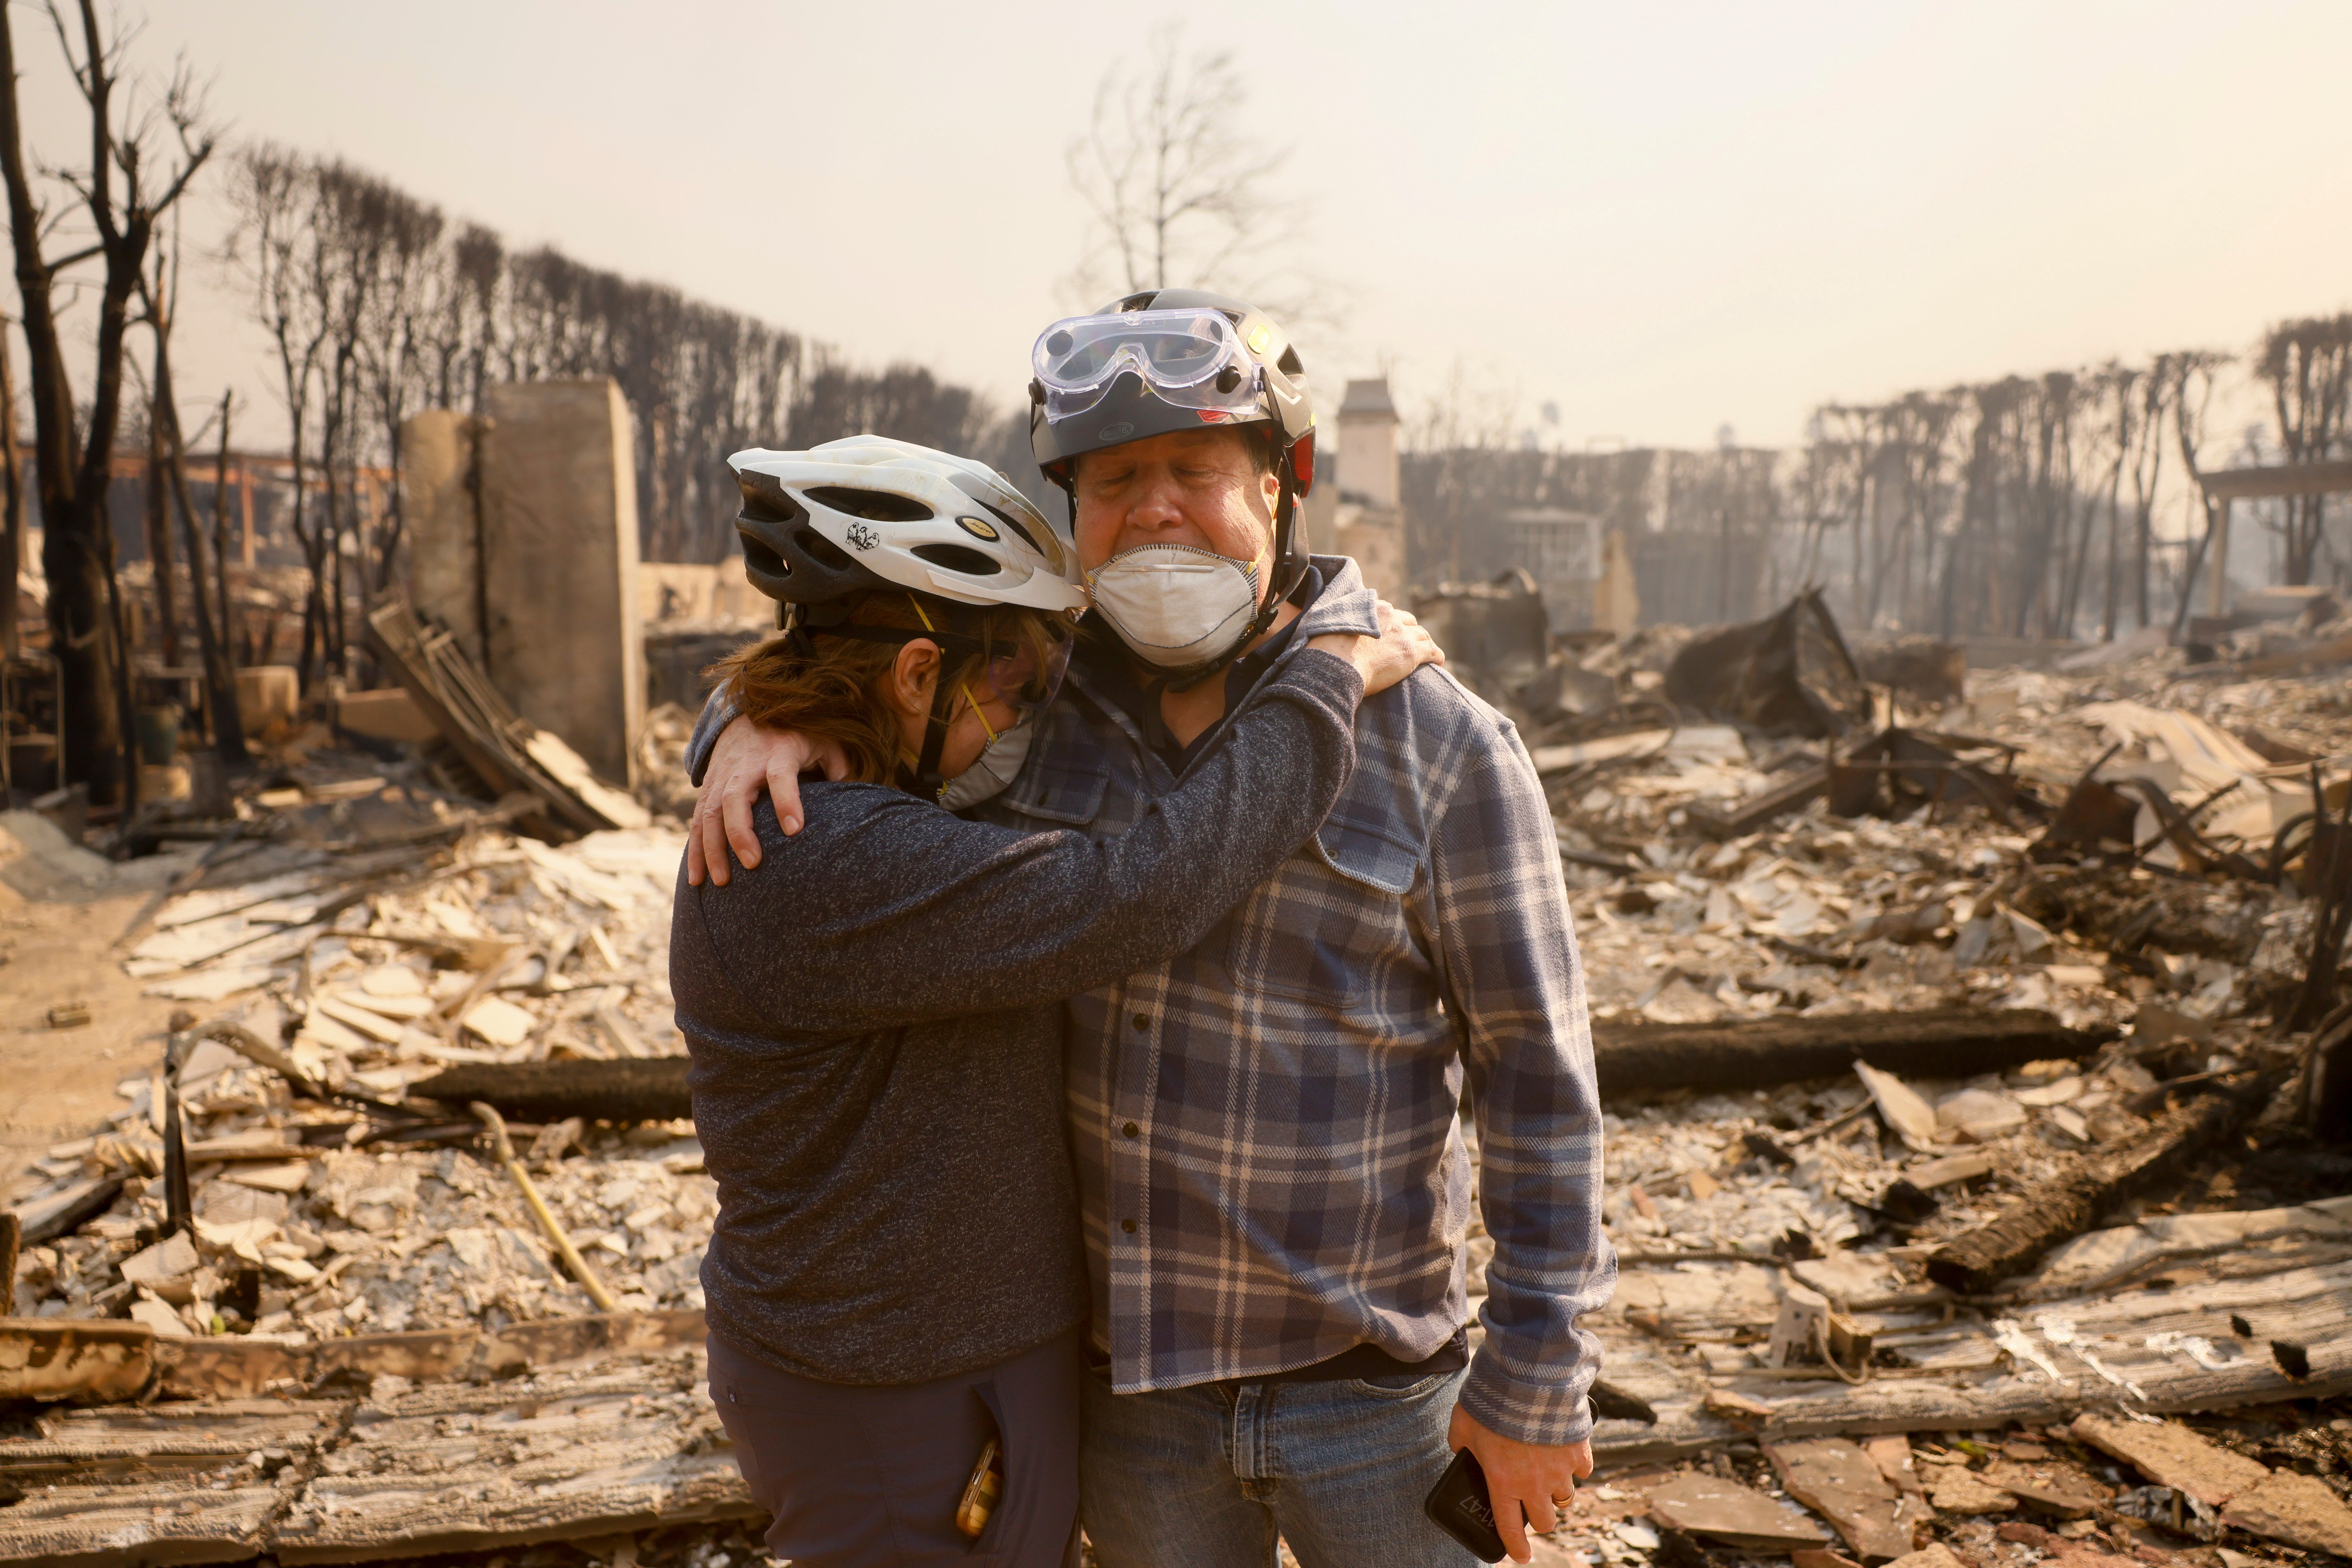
left=1087, top=543, right=1263, bottom=671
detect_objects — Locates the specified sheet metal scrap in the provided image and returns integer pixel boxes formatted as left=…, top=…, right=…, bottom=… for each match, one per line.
left=1664, top=589, right=1873, bottom=739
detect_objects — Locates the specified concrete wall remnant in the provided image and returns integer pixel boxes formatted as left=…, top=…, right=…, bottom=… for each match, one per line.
left=402, top=381, right=646, bottom=787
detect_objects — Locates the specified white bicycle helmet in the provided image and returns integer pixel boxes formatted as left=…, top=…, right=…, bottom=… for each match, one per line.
left=730, top=435, right=1086, bottom=614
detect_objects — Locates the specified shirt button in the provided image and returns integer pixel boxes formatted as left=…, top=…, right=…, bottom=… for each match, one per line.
left=1122, top=1121, right=1140, bottom=1139
left=1131, top=1014, right=1149, bottom=1032
left=1120, top=1218, right=1138, bottom=1234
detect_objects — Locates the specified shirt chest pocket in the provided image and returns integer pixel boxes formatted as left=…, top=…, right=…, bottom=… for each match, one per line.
left=1225, top=818, right=1421, bottom=1004
left=996, top=712, right=1112, bottom=827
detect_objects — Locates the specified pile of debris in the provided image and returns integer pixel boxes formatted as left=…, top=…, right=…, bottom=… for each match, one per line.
left=11, top=582, right=2352, bottom=1566
left=1510, top=591, right=2352, bottom=1046
left=8, top=815, right=704, bottom=1338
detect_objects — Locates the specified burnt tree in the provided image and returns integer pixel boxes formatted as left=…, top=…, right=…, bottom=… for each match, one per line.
left=0, top=1, right=213, bottom=806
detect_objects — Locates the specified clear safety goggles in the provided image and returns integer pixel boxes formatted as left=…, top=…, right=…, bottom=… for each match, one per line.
left=961, top=630, right=1074, bottom=731
left=1031, top=309, right=1263, bottom=422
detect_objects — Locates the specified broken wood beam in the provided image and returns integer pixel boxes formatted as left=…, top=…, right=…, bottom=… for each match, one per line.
left=412, top=1057, right=691, bottom=1124
left=0, top=1318, right=156, bottom=1402
left=1925, top=1068, right=2282, bottom=1295
left=1591, top=1009, right=2115, bottom=1097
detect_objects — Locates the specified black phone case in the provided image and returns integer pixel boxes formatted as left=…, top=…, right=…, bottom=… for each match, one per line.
left=1424, top=1447, right=1508, bottom=1562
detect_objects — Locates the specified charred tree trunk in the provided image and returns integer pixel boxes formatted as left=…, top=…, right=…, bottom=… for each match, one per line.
left=147, top=281, right=246, bottom=768
left=0, top=317, right=20, bottom=661
left=0, top=4, right=211, bottom=811
left=211, top=393, right=233, bottom=655
left=143, top=389, right=179, bottom=669
left=0, top=12, right=123, bottom=805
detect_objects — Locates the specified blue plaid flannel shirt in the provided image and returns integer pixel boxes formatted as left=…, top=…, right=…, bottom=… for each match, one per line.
left=977, top=555, right=1613, bottom=1445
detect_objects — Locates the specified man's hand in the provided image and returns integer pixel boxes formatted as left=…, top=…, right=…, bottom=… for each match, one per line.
left=684, top=718, right=850, bottom=887
left=1447, top=1402, right=1596, bottom=1564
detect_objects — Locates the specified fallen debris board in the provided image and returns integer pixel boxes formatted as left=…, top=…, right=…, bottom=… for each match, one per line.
left=0, top=1319, right=155, bottom=1403
left=2066, top=1414, right=2266, bottom=1509
left=1854, top=1063, right=1939, bottom=1150
left=1591, top=1010, right=2112, bottom=1096
left=2218, top=1468, right=2352, bottom=1557
left=411, top=1058, right=692, bottom=1124
left=1639, top=1470, right=1828, bottom=1550
left=0, top=1340, right=750, bottom=1566
left=150, top=1308, right=708, bottom=1400
left=1591, top=1255, right=2352, bottom=1466
left=1766, top=1437, right=1928, bottom=1563
left=267, top=1360, right=758, bottom=1562
left=2027, top=1199, right=2352, bottom=1297
left=364, top=598, right=646, bottom=841
left=1925, top=1069, right=2280, bottom=1293
left=0, top=1477, right=287, bottom=1567
left=1903, top=1153, right=1993, bottom=1190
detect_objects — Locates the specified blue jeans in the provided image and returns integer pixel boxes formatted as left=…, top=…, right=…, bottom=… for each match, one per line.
left=1078, top=1362, right=1481, bottom=1568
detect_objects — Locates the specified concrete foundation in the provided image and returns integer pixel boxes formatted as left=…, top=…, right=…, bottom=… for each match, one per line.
left=400, top=382, right=645, bottom=786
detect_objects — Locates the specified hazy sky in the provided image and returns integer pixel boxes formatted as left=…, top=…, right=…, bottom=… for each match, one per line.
left=19, top=1, right=2352, bottom=454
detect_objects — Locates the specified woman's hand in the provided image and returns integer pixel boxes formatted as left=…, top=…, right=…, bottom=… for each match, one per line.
left=685, top=718, right=852, bottom=887
left=1308, top=598, right=1444, bottom=696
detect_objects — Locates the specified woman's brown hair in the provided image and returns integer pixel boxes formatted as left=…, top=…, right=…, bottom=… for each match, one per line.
left=705, top=592, right=1067, bottom=786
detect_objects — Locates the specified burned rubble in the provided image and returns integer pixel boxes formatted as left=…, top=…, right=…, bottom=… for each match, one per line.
left=6, top=588, right=2352, bottom=1567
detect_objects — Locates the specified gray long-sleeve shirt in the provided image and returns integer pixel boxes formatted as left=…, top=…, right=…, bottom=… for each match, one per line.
left=670, top=647, right=1365, bottom=1386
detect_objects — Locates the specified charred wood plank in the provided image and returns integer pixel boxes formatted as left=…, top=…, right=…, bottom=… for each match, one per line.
left=412, top=1058, right=691, bottom=1125
left=1592, top=1009, right=2113, bottom=1097
left=1924, top=1069, right=2282, bottom=1295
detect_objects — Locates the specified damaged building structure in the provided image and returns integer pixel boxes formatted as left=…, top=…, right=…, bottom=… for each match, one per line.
left=7, top=381, right=2352, bottom=1568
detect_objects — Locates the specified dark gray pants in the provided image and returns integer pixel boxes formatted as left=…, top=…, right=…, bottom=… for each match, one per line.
left=707, top=1329, right=1082, bottom=1568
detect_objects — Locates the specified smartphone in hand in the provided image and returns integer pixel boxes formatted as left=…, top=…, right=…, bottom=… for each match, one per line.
left=1424, top=1446, right=1507, bottom=1562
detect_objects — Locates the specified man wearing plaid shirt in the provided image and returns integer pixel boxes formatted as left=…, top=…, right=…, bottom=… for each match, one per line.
left=689, top=291, right=1612, bottom=1567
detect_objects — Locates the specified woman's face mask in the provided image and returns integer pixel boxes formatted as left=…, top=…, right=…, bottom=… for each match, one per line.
left=1086, top=543, right=1264, bottom=672
left=935, top=716, right=1033, bottom=811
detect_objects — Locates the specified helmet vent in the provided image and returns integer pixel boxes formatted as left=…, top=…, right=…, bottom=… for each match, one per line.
left=738, top=475, right=808, bottom=526
left=1277, top=346, right=1304, bottom=376
left=794, top=528, right=855, bottom=572
left=911, top=543, right=1001, bottom=577
left=740, top=535, right=790, bottom=580
left=806, top=486, right=933, bottom=523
